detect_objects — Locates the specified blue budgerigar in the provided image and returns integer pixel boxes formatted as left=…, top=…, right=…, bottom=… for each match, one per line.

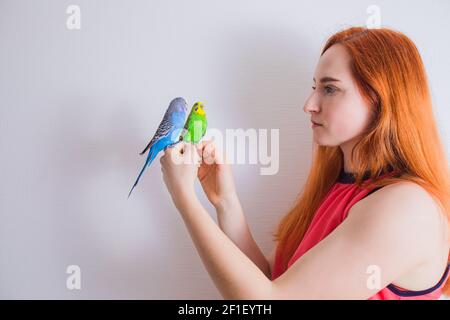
left=128, top=97, right=188, bottom=198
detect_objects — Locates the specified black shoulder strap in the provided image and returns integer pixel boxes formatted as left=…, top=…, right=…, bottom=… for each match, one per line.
left=362, top=186, right=384, bottom=199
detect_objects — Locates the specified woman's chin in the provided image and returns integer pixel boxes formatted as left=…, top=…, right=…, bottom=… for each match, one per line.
left=313, top=136, right=338, bottom=147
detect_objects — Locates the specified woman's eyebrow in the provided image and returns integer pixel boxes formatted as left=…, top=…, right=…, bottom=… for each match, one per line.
left=313, top=76, right=341, bottom=83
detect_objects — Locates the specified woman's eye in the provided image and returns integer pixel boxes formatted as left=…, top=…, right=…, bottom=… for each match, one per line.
left=311, top=86, right=316, bottom=90
left=324, top=86, right=337, bottom=94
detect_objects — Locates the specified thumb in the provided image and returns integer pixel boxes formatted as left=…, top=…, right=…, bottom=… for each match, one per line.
left=172, top=141, right=186, bottom=155
left=184, top=143, right=201, bottom=165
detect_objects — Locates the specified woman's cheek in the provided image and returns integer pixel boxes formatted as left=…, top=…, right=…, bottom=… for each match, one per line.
left=331, top=101, right=365, bottom=139
left=342, top=122, right=361, bottom=143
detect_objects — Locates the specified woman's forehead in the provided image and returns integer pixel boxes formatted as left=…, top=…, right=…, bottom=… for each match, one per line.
left=314, top=44, right=353, bottom=82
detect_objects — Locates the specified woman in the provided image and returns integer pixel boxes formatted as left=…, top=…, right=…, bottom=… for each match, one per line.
left=159, top=27, right=450, bottom=299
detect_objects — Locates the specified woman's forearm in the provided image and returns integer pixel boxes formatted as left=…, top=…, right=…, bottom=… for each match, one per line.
left=215, top=194, right=272, bottom=279
left=178, top=197, right=272, bottom=299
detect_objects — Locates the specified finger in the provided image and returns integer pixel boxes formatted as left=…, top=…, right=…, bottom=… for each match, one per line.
left=203, top=141, right=215, bottom=158
left=196, top=142, right=206, bottom=160
left=203, top=142, right=218, bottom=165
left=185, top=143, right=201, bottom=165
left=197, top=140, right=212, bottom=148
left=160, top=149, right=168, bottom=162
left=183, top=142, right=197, bottom=157
left=162, top=144, right=173, bottom=157
left=172, top=141, right=186, bottom=152
left=195, top=143, right=203, bottom=157
left=172, top=141, right=186, bottom=154
left=196, top=140, right=205, bottom=151
left=208, top=147, right=227, bottom=166
left=197, top=140, right=213, bottom=154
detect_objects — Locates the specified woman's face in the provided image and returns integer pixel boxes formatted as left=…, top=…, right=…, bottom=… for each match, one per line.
left=303, top=44, right=373, bottom=147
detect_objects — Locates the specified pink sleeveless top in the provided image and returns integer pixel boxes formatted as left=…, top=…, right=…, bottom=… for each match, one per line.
left=271, top=169, right=450, bottom=300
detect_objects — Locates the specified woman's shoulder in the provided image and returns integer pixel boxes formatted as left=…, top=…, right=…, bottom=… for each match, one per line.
left=353, top=181, right=449, bottom=291
left=362, top=181, right=441, bottom=214
left=353, top=181, right=445, bottom=227
left=347, top=181, right=448, bottom=261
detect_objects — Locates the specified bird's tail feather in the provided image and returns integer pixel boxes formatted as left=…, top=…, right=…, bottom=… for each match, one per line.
left=128, top=148, right=158, bottom=198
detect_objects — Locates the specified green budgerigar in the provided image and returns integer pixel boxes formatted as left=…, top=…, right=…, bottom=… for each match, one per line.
left=180, top=102, right=207, bottom=143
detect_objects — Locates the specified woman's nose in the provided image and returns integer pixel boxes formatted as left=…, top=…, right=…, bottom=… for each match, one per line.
left=303, top=94, right=320, bottom=114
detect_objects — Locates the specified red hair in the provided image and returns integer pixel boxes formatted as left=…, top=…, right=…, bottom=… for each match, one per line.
left=273, top=27, right=450, bottom=295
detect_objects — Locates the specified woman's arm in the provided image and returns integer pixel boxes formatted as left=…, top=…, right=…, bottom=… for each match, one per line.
left=270, top=182, right=447, bottom=299
left=215, top=194, right=272, bottom=279
left=160, top=142, right=273, bottom=299
left=196, top=140, right=272, bottom=279
left=178, top=196, right=273, bottom=300
left=160, top=143, right=447, bottom=299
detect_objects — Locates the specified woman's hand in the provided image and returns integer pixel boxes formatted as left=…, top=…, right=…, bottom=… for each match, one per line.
left=160, top=142, right=201, bottom=210
left=196, top=140, right=238, bottom=211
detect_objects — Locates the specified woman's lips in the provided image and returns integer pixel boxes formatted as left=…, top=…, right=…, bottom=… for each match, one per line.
left=311, top=120, right=323, bottom=128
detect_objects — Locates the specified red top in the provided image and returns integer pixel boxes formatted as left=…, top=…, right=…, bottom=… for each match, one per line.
left=271, top=169, right=450, bottom=299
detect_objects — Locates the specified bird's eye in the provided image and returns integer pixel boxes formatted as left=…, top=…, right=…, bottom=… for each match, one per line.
left=195, top=107, right=198, bottom=111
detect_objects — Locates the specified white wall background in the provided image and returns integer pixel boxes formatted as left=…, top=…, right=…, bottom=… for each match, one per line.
left=0, top=0, right=449, bottom=299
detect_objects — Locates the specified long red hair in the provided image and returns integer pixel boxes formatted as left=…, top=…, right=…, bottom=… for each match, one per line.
left=273, top=27, right=450, bottom=295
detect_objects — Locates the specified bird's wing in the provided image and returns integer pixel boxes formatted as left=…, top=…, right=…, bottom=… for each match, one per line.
left=178, top=114, right=190, bottom=141
left=139, top=117, right=173, bottom=155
